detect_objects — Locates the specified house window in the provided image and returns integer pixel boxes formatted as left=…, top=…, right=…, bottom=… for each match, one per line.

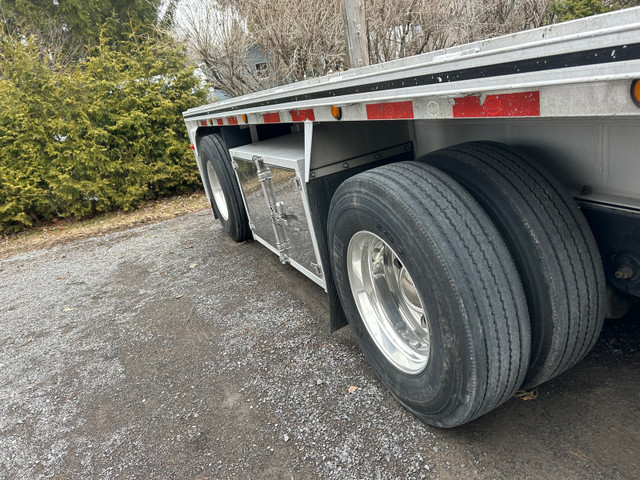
left=255, top=62, right=268, bottom=78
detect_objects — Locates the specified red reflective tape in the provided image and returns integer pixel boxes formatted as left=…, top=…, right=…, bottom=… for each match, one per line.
left=453, top=91, right=540, bottom=118
left=227, top=116, right=238, bottom=125
left=199, top=120, right=208, bottom=127
left=216, top=118, right=224, bottom=126
left=366, top=101, right=414, bottom=120
left=290, top=109, right=315, bottom=122
left=263, top=112, right=281, bottom=123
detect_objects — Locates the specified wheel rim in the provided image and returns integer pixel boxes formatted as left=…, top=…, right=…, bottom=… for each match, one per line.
left=206, top=161, right=229, bottom=221
left=347, top=231, right=431, bottom=374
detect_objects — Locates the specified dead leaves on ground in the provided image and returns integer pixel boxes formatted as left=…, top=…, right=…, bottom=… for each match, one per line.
left=515, top=389, right=538, bottom=401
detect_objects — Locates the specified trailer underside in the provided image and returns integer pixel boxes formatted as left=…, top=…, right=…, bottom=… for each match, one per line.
left=183, top=9, right=640, bottom=427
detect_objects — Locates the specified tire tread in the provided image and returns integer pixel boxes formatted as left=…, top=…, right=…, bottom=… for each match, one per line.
left=422, top=142, right=604, bottom=387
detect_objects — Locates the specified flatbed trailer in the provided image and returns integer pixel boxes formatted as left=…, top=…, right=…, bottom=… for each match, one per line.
left=183, top=8, right=640, bottom=427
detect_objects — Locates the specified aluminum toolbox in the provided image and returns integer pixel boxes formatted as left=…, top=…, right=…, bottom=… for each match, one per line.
left=229, top=133, right=325, bottom=288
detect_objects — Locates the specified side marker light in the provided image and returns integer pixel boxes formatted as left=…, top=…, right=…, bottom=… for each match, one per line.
left=631, top=79, right=640, bottom=108
left=331, top=105, right=342, bottom=120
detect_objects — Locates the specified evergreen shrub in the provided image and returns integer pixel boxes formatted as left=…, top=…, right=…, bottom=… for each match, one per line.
left=0, top=30, right=207, bottom=233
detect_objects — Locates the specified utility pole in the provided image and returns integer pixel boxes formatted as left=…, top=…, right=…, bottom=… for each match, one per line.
left=341, top=0, right=370, bottom=68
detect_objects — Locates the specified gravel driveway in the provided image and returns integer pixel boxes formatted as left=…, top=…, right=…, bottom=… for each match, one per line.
left=1, top=210, right=639, bottom=479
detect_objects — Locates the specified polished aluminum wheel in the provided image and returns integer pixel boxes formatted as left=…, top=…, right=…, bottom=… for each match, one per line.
left=347, top=231, right=430, bottom=374
left=206, top=161, right=229, bottom=221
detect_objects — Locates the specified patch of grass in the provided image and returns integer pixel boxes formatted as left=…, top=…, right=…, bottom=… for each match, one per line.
left=0, top=191, right=210, bottom=259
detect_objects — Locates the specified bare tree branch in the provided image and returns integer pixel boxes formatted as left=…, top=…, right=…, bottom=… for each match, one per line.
left=175, top=0, right=552, bottom=96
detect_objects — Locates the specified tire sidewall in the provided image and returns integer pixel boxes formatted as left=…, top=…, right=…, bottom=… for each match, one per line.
left=200, top=153, right=223, bottom=220
left=201, top=136, right=233, bottom=233
left=199, top=134, right=249, bottom=241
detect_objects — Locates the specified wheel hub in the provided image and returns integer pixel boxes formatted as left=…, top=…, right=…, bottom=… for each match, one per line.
left=347, top=231, right=431, bottom=374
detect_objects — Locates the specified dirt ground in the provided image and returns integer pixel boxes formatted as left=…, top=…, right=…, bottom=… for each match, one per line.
left=1, top=210, right=639, bottom=479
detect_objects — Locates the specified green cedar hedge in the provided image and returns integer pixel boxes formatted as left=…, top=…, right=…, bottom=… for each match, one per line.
left=0, top=31, right=207, bottom=233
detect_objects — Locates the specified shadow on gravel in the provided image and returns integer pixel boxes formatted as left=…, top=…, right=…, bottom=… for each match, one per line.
left=439, top=306, right=640, bottom=479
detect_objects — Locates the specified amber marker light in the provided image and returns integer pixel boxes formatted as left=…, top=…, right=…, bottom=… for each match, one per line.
left=242, top=113, right=248, bottom=123
left=331, top=105, right=342, bottom=120
left=632, top=79, right=640, bottom=108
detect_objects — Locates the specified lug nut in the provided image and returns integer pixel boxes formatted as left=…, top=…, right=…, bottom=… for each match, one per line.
left=614, top=265, right=634, bottom=280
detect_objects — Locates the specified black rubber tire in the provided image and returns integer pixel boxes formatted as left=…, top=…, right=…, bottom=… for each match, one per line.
left=419, top=142, right=606, bottom=388
left=199, top=134, right=251, bottom=242
left=328, top=162, right=530, bottom=427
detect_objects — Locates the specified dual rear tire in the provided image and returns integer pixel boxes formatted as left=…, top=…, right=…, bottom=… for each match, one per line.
left=328, top=143, right=605, bottom=427
left=422, top=142, right=605, bottom=389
